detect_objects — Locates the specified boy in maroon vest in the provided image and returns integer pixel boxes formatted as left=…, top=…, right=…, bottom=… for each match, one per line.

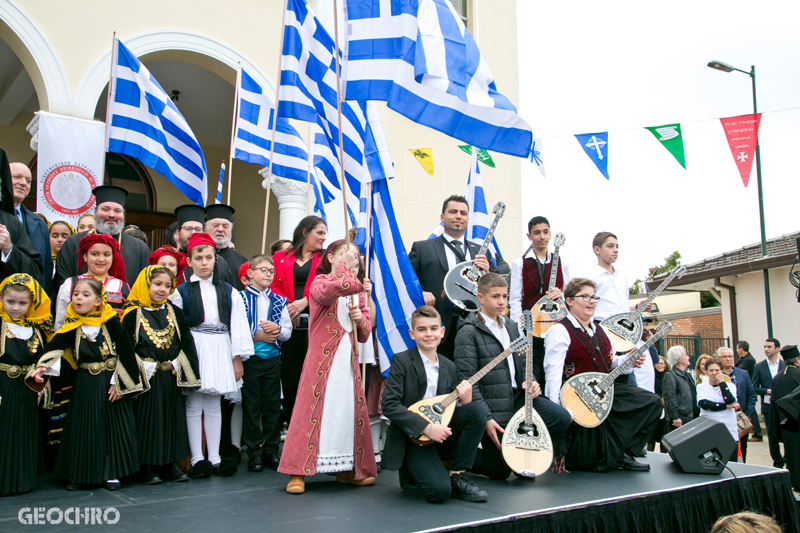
left=543, top=278, right=661, bottom=472
left=509, top=216, right=570, bottom=393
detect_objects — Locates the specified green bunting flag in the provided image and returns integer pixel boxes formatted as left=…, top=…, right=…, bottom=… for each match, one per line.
left=645, top=124, right=686, bottom=169
left=458, top=145, right=496, bottom=168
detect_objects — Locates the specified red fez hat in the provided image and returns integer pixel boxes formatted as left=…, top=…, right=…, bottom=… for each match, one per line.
left=187, top=232, right=215, bottom=250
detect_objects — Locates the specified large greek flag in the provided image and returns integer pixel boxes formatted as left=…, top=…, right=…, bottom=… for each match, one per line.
left=344, top=0, right=532, bottom=158
left=106, top=39, right=208, bottom=206
left=428, top=148, right=503, bottom=260
left=233, top=67, right=310, bottom=182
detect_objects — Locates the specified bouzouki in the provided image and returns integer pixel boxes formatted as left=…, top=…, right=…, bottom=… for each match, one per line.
left=600, top=266, right=685, bottom=353
left=529, top=233, right=567, bottom=338
left=501, top=310, right=554, bottom=477
left=561, top=320, right=673, bottom=428
left=409, top=335, right=531, bottom=446
left=443, top=202, right=506, bottom=313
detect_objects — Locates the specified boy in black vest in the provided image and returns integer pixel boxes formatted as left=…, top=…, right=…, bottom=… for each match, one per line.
left=381, top=306, right=489, bottom=503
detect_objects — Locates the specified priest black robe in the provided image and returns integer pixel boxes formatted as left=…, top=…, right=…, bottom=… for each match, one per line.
left=53, top=231, right=149, bottom=291
left=0, top=211, right=43, bottom=283
left=771, top=365, right=800, bottom=490
left=217, top=246, right=248, bottom=291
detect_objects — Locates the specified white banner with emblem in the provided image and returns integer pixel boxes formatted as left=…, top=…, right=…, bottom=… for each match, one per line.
left=36, top=111, right=104, bottom=226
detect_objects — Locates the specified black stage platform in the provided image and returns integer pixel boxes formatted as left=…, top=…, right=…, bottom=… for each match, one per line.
left=2, top=453, right=798, bottom=532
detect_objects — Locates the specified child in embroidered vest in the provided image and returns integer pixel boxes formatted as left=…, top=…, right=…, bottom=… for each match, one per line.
left=54, top=233, right=130, bottom=330
left=239, top=254, right=292, bottom=472
left=28, top=277, right=148, bottom=491
left=175, top=233, right=254, bottom=478
left=0, top=274, right=52, bottom=495
left=122, top=266, right=201, bottom=484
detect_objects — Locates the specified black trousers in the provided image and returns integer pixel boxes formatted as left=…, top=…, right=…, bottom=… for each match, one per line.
left=403, top=402, right=487, bottom=503
left=471, top=392, right=572, bottom=480
left=242, top=356, right=282, bottom=457
left=764, top=408, right=785, bottom=467
left=752, top=410, right=763, bottom=439
left=280, top=328, right=308, bottom=425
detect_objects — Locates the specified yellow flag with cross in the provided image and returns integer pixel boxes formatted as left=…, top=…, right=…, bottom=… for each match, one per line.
left=409, top=148, right=435, bottom=177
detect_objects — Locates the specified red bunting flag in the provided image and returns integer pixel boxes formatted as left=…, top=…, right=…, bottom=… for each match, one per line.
left=719, top=113, right=761, bottom=187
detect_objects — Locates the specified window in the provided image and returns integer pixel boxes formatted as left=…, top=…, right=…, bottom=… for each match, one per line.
left=449, top=0, right=469, bottom=27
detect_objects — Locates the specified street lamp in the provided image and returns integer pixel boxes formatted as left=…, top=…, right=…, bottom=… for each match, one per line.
left=707, top=59, right=772, bottom=337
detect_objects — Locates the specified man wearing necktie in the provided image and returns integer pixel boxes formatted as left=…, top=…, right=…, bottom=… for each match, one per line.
left=409, top=195, right=496, bottom=360
left=10, top=162, right=51, bottom=290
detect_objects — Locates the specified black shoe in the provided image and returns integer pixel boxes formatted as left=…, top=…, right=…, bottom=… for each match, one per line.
left=189, top=459, right=213, bottom=479
left=248, top=456, right=265, bottom=473
left=167, top=463, right=189, bottom=482
left=216, top=457, right=239, bottom=476
left=264, top=450, right=280, bottom=470
left=66, top=482, right=81, bottom=491
left=450, top=473, right=488, bottom=502
left=145, top=466, right=163, bottom=485
left=617, top=455, right=650, bottom=472
left=221, top=444, right=242, bottom=463
left=105, top=480, right=122, bottom=491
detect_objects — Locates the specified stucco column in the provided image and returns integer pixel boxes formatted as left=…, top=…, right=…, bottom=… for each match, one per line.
left=259, top=169, right=308, bottom=240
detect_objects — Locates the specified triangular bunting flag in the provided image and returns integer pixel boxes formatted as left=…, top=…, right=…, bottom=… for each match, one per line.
left=409, top=148, right=435, bottom=177
left=645, top=124, right=686, bottom=169
left=720, top=114, right=761, bottom=187
left=457, top=145, right=496, bottom=168
left=575, top=132, right=609, bottom=180
left=530, top=138, right=546, bottom=179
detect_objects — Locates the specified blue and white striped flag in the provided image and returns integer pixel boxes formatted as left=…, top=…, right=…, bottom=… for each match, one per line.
left=233, top=67, right=311, bottom=182
left=428, top=147, right=503, bottom=261
left=216, top=162, right=225, bottom=203
left=106, top=39, right=208, bottom=206
left=308, top=166, right=328, bottom=221
left=344, top=0, right=532, bottom=158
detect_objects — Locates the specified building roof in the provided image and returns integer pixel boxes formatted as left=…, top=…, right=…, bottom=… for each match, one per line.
left=646, top=231, right=800, bottom=291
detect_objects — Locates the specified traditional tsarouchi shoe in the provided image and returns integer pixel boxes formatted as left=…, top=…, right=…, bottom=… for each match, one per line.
left=336, top=470, right=376, bottom=486
left=286, top=475, right=305, bottom=494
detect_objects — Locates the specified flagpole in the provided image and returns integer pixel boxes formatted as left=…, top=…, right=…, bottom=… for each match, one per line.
left=307, top=122, right=312, bottom=215
left=227, top=63, right=241, bottom=205
left=360, top=181, right=372, bottom=388
left=102, top=31, right=117, bottom=185
left=261, top=0, right=289, bottom=254
left=332, top=0, right=351, bottom=246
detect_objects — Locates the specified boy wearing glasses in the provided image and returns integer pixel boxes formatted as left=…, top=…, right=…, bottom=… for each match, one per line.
left=544, top=278, right=661, bottom=473
left=239, top=254, right=292, bottom=472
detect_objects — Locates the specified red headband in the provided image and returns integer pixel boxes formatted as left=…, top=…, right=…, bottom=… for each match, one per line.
left=188, top=232, right=215, bottom=251
left=148, top=245, right=187, bottom=281
left=77, top=233, right=126, bottom=281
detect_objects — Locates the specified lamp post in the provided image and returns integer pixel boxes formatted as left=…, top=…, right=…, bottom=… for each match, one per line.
left=707, top=60, right=772, bottom=337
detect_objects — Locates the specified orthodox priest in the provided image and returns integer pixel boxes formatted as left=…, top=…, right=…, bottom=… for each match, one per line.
left=173, top=205, right=236, bottom=286
left=0, top=151, right=44, bottom=282
left=206, top=204, right=248, bottom=291
left=53, top=185, right=149, bottom=288
left=770, top=345, right=800, bottom=491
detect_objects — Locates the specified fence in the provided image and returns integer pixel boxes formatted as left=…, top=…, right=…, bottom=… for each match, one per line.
left=656, top=335, right=731, bottom=368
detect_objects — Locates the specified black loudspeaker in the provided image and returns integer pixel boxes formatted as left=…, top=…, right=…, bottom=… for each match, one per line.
left=661, top=417, right=737, bottom=474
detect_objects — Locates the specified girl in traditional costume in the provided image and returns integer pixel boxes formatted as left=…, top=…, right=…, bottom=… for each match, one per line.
left=28, top=278, right=149, bottom=491
left=122, top=266, right=200, bottom=484
left=0, top=274, right=52, bottom=495
left=148, top=246, right=187, bottom=306
left=280, top=239, right=376, bottom=494
left=54, top=233, right=129, bottom=329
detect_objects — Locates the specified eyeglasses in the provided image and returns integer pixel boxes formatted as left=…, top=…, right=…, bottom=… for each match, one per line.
left=181, top=225, right=204, bottom=233
left=571, top=294, right=600, bottom=302
left=254, top=267, right=275, bottom=275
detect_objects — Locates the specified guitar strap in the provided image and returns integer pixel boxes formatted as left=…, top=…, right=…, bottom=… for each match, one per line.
left=442, top=238, right=468, bottom=263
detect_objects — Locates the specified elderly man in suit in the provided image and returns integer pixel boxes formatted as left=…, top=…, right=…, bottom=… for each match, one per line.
left=9, top=162, right=51, bottom=289
left=0, top=152, right=42, bottom=282
left=408, top=195, right=496, bottom=360
left=719, top=346, right=757, bottom=463
left=753, top=338, right=785, bottom=467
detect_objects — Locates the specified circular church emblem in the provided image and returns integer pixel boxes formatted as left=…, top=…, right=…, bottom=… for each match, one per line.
left=42, top=165, right=97, bottom=215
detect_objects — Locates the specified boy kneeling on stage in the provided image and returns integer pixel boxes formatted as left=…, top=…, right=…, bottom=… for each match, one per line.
left=381, top=306, right=489, bottom=503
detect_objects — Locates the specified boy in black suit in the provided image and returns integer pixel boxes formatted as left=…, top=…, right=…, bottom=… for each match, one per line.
left=408, top=196, right=495, bottom=360
left=381, top=306, right=489, bottom=503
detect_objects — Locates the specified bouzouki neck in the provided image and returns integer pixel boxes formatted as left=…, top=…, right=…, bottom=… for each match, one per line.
left=466, top=202, right=505, bottom=279
left=440, top=345, right=516, bottom=409
left=545, top=242, right=562, bottom=294
left=524, top=333, right=534, bottom=425
left=601, top=322, right=672, bottom=388
left=624, top=267, right=684, bottom=322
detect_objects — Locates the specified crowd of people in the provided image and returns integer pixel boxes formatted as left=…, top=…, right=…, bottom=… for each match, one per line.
left=0, top=154, right=796, bottom=522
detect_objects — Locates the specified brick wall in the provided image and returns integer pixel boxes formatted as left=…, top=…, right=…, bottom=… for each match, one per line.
left=667, top=313, right=723, bottom=336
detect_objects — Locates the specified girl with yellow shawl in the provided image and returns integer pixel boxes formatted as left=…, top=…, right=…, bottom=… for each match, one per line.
left=0, top=273, right=52, bottom=495
left=27, top=277, right=148, bottom=492
left=121, top=265, right=200, bottom=484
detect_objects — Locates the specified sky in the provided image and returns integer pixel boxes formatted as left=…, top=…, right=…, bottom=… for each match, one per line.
left=516, top=0, right=800, bottom=286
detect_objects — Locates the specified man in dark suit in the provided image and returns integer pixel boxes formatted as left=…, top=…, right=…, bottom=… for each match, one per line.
left=381, top=306, right=488, bottom=503
left=408, top=195, right=495, bottom=360
left=753, top=338, right=785, bottom=467
left=736, top=340, right=761, bottom=440
left=719, top=347, right=757, bottom=463
left=10, top=162, right=52, bottom=290
left=0, top=152, right=42, bottom=282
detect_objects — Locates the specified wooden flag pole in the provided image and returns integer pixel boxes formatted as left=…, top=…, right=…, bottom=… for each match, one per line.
left=332, top=0, right=351, bottom=246
left=360, top=181, right=373, bottom=388
left=307, top=122, right=312, bottom=215
left=261, top=0, right=289, bottom=254
left=226, top=63, right=241, bottom=206
left=101, top=31, right=117, bottom=185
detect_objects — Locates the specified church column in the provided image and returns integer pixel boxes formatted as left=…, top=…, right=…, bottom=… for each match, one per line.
left=259, top=169, right=308, bottom=240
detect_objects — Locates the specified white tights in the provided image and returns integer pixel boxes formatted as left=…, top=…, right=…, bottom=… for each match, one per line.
left=186, top=392, right=222, bottom=466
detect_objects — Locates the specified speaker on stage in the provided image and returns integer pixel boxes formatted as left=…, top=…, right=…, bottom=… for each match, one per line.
left=661, top=417, right=737, bottom=474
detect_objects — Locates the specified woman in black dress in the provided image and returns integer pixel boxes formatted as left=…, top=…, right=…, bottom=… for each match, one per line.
left=28, top=277, right=149, bottom=491
left=122, top=266, right=200, bottom=484
left=0, top=274, right=52, bottom=495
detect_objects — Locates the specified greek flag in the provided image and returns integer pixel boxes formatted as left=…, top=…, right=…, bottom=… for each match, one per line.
left=344, top=0, right=532, bottom=158
left=308, top=166, right=328, bottom=220
left=216, top=162, right=225, bottom=203
left=428, top=148, right=503, bottom=260
left=106, top=39, right=207, bottom=206
left=233, top=68, right=310, bottom=182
